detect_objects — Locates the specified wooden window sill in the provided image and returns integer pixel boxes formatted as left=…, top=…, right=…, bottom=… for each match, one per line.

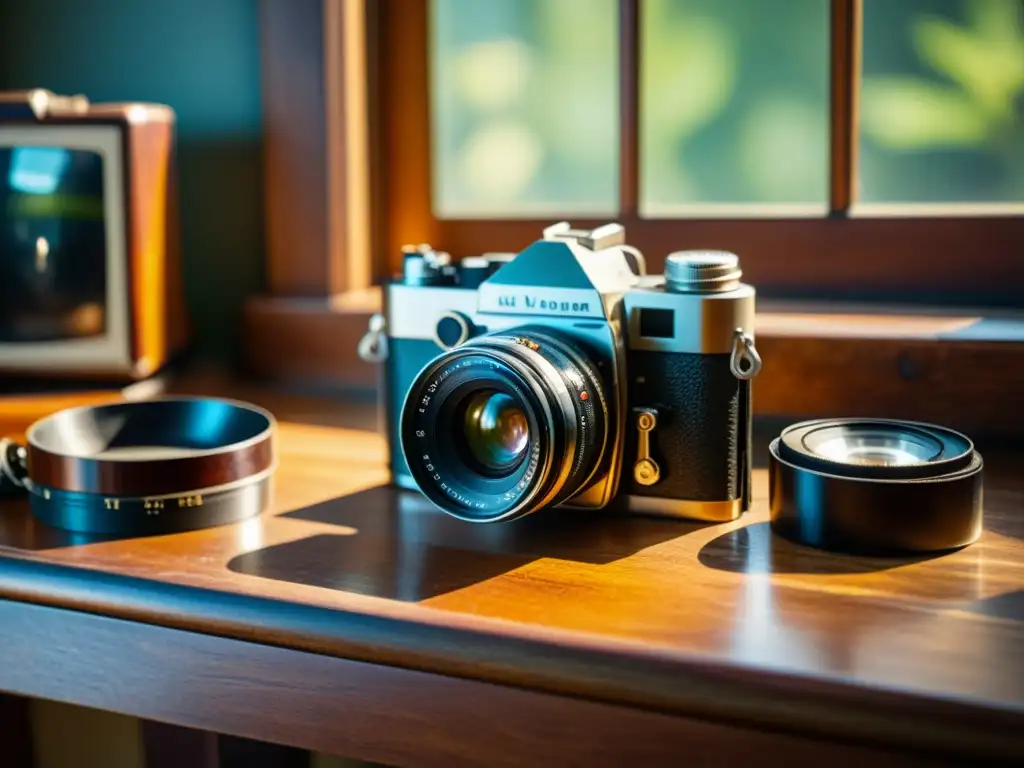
left=243, top=291, right=1024, bottom=438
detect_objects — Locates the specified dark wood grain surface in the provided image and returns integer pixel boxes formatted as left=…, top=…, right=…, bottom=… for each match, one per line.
left=1, top=600, right=938, bottom=768
left=0, top=381, right=1022, bottom=762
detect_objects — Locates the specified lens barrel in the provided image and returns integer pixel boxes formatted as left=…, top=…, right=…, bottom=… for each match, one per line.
left=400, top=327, right=608, bottom=523
left=769, top=418, right=983, bottom=554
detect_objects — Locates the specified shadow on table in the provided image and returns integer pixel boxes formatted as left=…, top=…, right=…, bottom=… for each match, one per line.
left=960, top=590, right=1024, bottom=622
left=0, top=498, right=132, bottom=550
left=697, top=521, right=941, bottom=576
left=228, top=485, right=701, bottom=601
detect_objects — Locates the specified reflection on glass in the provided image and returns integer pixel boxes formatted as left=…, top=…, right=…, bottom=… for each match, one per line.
left=859, top=0, right=1024, bottom=209
left=430, top=0, right=619, bottom=218
left=0, top=147, right=107, bottom=342
left=9, top=147, right=71, bottom=195
left=639, top=0, right=830, bottom=217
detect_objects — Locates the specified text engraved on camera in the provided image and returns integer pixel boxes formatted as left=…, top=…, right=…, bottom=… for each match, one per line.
left=497, top=294, right=591, bottom=314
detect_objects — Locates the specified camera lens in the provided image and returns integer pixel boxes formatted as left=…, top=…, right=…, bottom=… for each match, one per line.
left=400, top=327, right=608, bottom=523
left=459, top=390, right=530, bottom=474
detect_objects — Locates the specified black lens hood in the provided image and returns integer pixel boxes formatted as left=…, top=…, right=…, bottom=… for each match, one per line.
left=2, top=397, right=276, bottom=536
left=769, top=419, right=983, bottom=554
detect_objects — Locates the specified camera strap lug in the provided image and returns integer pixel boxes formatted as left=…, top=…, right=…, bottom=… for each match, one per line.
left=0, top=438, right=29, bottom=497
left=357, top=313, right=389, bottom=363
left=632, top=408, right=661, bottom=486
left=730, top=328, right=761, bottom=380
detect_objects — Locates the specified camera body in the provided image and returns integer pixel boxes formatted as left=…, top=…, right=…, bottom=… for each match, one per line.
left=364, top=222, right=759, bottom=524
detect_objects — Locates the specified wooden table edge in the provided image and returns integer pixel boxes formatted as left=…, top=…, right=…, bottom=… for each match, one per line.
left=0, top=598, right=944, bottom=768
left=0, top=551, right=1020, bottom=762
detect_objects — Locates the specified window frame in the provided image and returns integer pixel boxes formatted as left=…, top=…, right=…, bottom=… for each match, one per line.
left=245, top=0, right=1024, bottom=437
left=257, top=0, right=373, bottom=298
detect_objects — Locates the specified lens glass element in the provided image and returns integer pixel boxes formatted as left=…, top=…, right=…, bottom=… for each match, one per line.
left=460, top=390, right=529, bottom=474
left=802, top=425, right=943, bottom=467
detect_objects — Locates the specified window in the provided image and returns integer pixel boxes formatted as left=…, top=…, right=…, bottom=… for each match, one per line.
left=430, top=0, right=620, bottom=218
left=639, top=0, right=831, bottom=217
left=380, top=0, right=1024, bottom=302
left=859, top=0, right=1024, bottom=211
left=249, top=0, right=1024, bottom=434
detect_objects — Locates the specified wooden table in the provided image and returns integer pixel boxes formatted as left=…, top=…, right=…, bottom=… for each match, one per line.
left=0, top=382, right=1022, bottom=767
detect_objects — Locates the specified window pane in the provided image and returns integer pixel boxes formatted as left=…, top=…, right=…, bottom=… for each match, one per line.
left=430, top=0, right=619, bottom=218
left=639, top=0, right=830, bottom=217
left=859, top=0, right=1024, bottom=209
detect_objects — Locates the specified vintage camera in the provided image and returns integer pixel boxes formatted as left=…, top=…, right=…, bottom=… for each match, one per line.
left=359, top=222, right=761, bottom=524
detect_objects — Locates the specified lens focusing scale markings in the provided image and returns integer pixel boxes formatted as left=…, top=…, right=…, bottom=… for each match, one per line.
left=2, top=398, right=276, bottom=536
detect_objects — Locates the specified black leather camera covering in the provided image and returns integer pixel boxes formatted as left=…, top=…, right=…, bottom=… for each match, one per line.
left=624, top=351, right=750, bottom=505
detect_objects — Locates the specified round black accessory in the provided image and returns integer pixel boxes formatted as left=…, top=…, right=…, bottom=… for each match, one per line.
left=0, top=397, right=276, bottom=535
left=768, top=418, right=983, bottom=554
left=0, top=439, right=29, bottom=495
left=400, top=326, right=608, bottom=524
